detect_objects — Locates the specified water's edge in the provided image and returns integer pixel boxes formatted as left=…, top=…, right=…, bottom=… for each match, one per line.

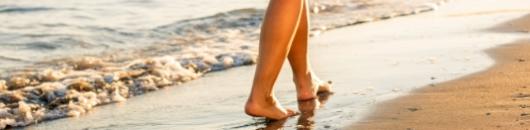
left=0, top=0, right=447, bottom=129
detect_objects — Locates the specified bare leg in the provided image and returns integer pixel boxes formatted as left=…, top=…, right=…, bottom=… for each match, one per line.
left=245, top=0, right=305, bottom=120
left=288, top=0, right=332, bottom=101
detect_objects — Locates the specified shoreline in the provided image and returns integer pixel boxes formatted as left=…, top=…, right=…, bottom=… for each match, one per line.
left=20, top=0, right=530, bottom=129
left=0, top=0, right=448, bottom=129
left=350, top=15, right=530, bottom=129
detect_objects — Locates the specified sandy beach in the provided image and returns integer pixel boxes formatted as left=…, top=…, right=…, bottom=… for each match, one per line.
left=350, top=16, right=530, bottom=129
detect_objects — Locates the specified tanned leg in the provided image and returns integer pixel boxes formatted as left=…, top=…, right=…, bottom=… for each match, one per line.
left=245, top=0, right=305, bottom=120
left=288, top=0, right=332, bottom=101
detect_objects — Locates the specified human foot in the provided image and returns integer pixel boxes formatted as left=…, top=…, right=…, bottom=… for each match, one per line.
left=245, top=97, right=297, bottom=120
left=295, top=76, right=333, bottom=101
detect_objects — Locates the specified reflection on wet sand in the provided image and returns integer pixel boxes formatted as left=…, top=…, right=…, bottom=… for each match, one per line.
left=260, top=93, right=333, bottom=130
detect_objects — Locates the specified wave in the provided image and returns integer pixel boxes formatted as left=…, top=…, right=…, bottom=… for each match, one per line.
left=0, top=5, right=68, bottom=14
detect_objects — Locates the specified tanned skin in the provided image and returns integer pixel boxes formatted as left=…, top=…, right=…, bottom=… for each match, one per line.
left=245, top=0, right=332, bottom=120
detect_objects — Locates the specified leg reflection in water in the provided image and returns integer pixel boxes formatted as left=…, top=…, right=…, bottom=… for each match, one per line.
left=261, top=93, right=334, bottom=130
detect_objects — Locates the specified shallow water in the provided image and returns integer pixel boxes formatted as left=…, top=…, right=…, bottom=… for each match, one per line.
left=0, top=0, right=444, bottom=72
left=0, top=0, right=267, bottom=70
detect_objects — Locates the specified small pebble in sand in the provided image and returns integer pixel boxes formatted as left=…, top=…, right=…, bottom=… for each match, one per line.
left=407, top=107, right=420, bottom=112
left=485, top=112, right=491, bottom=116
left=518, top=58, right=526, bottom=62
left=521, top=113, right=530, bottom=116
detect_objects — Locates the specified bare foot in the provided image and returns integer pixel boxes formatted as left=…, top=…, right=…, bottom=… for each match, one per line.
left=245, top=96, right=297, bottom=120
left=317, top=80, right=333, bottom=94
left=295, top=76, right=333, bottom=101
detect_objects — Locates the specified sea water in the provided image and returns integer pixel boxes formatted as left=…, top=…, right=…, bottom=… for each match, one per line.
left=0, top=0, right=267, bottom=70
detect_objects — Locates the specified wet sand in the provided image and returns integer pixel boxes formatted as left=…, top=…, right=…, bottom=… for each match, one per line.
left=350, top=13, right=530, bottom=130
left=492, top=14, right=530, bottom=33
left=351, top=40, right=530, bottom=130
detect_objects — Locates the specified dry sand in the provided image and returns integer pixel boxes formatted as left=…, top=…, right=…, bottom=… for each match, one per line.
left=350, top=18, right=530, bottom=129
